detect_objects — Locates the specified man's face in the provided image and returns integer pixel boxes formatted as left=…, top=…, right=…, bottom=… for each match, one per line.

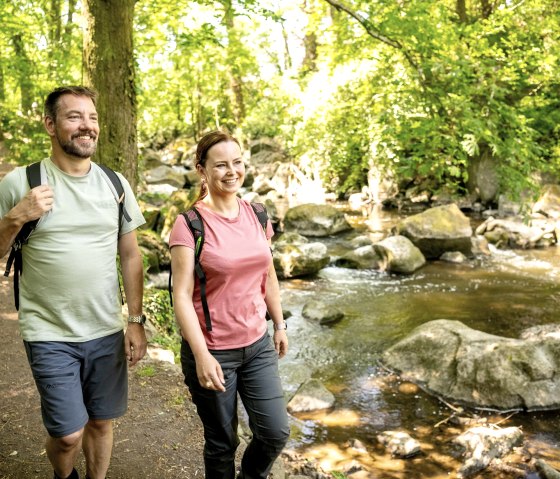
left=47, top=94, right=99, bottom=159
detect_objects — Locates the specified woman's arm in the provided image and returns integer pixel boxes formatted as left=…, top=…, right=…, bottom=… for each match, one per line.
left=264, top=252, right=288, bottom=358
left=171, top=245, right=226, bottom=391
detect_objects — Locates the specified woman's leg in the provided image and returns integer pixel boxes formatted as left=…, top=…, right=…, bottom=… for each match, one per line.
left=181, top=340, right=241, bottom=479
left=237, top=334, right=290, bottom=479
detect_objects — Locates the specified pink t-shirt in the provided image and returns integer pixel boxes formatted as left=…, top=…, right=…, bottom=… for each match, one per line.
left=169, top=199, right=274, bottom=349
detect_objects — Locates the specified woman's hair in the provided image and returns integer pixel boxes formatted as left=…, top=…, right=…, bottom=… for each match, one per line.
left=44, top=86, right=98, bottom=121
left=195, top=129, right=241, bottom=200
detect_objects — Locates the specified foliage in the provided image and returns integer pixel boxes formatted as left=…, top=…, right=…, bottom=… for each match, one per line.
left=1, top=0, right=559, bottom=200
left=143, top=288, right=181, bottom=359
left=0, top=0, right=82, bottom=164
left=291, top=0, right=560, bottom=197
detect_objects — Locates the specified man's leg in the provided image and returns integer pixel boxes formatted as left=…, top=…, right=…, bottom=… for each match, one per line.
left=47, top=429, right=84, bottom=478
left=83, top=419, right=113, bottom=479
left=81, top=332, right=127, bottom=479
left=23, top=341, right=89, bottom=479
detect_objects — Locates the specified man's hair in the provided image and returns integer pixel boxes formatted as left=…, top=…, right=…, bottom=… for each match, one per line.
left=44, top=86, right=98, bottom=120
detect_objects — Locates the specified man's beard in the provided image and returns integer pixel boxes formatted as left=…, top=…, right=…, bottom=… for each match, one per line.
left=56, top=130, right=98, bottom=159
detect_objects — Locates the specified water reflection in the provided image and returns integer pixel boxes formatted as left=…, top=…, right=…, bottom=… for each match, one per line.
left=278, top=242, right=560, bottom=476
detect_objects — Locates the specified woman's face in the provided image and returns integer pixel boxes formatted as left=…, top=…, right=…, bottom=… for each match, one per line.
left=198, top=140, right=245, bottom=198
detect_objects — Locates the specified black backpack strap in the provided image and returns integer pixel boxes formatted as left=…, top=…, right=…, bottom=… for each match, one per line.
left=4, top=161, right=43, bottom=310
left=97, top=164, right=132, bottom=234
left=250, top=202, right=269, bottom=232
left=182, top=207, right=212, bottom=332
left=250, top=202, right=273, bottom=320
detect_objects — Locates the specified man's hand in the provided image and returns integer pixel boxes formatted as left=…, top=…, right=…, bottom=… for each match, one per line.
left=124, top=323, right=147, bottom=366
left=18, top=185, right=55, bottom=222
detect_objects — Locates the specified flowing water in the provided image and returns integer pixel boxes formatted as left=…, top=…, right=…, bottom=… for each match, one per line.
left=276, top=207, right=560, bottom=478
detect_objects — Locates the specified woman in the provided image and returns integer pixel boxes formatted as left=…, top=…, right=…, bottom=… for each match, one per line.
left=169, top=130, right=290, bottom=479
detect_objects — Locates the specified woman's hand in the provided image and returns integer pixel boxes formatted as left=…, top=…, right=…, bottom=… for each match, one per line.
left=273, top=330, right=288, bottom=358
left=196, top=351, right=226, bottom=391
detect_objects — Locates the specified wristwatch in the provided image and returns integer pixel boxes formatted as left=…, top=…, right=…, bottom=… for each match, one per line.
left=128, top=314, right=146, bottom=325
left=273, top=321, right=287, bottom=331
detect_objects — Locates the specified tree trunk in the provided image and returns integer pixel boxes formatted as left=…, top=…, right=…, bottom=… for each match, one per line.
left=11, top=34, right=34, bottom=113
left=222, top=0, right=245, bottom=126
left=0, top=64, right=5, bottom=102
left=65, top=0, right=78, bottom=38
left=83, top=0, right=138, bottom=190
left=49, top=0, right=62, bottom=44
left=456, top=0, right=467, bottom=23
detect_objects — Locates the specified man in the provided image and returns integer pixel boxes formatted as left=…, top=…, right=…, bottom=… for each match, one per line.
left=0, top=86, right=147, bottom=479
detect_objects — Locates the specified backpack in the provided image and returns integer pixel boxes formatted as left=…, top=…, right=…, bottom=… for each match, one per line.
left=168, top=202, right=270, bottom=332
left=3, top=160, right=131, bottom=310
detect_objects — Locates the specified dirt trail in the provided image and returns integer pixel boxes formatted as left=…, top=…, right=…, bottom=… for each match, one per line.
left=0, top=159, right=206, bottom=479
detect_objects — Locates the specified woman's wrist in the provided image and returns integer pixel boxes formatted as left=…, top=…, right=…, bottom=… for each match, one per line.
left=273, top=321, right=287, bottom=331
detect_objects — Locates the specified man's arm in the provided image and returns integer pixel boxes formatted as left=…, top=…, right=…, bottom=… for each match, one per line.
left=118, top=230, right=147, bottom=366
left=0, top=186, right=54, bottom=258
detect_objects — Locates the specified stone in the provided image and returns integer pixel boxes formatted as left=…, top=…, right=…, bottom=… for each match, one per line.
left=287, top=379, right=335, bottom=413
left=382, top=319, right=560, bottom=411
left=373, top=235, right=426, bottom=274
left=283, top=203, right=352, bottom=237
left=377, top=431, right=421, bottom=458
left=396, top=204, right=473, bottom=259
left=454, top=426, right=523, bottom=478
left=273, top=241, right=329, bottom=279
left=302, top=299, right=344, bottom=326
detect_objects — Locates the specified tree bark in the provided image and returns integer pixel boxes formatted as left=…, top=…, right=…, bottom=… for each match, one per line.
left=456, top=0, right=468, bottom=23
left=65, top=0, right=78, bottom=38
left=83, top=0, right=138, bottom=190
left=222, top=0, right=246, bottom=126
left=11, top=34, right=34, bottom=113
left=49, top=0, right=62, bottom=44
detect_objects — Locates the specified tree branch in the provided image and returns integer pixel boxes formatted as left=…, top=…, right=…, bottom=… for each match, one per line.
left=323, top=0, right=427, bottom=86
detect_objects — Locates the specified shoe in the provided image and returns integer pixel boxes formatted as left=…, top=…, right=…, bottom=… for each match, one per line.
left=53, top=468, right=79, bottom=479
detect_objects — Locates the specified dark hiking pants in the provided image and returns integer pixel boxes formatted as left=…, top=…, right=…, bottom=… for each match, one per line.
left=181, top=333, right=290, bottom=479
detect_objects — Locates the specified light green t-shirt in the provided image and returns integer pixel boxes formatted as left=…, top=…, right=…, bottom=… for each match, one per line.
left=0, top=158, right=146, bottom=342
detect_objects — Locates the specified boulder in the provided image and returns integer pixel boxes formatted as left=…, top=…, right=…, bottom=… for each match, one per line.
left=454, top=426, right=523, bottom=478
left=475, top=216, right=557, bottom=249
left=302, top=299, right=344, bottom=326
left=397, top=204, right=473, bottom=259
left=377, top=431, right=421, bottom=458
left=287, top=379, right=335, bottom=413
left=335, top=245, right=381, bottom=269
left=159, top=189, right=199, bottom=241
left=467, top=148, right=499, bottom=204
left=144, top=165, right=187, bottom=188
left=373, top=235, right=426, bottom=274
left=382, top=319, right=560, bottom=411
left=137, top=229, right=171, bottom=273
left=273, top=235, right=329, bottom=279
left=283, top=203, right=352, bottom=237
left=533, top=184, right=560, bottom=219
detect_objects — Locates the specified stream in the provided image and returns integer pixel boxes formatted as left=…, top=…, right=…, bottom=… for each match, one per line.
left=275, top=207, right=560, bottom=478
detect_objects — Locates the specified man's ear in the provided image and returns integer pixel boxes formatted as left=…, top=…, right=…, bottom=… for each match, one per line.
left=44, top=116, right=56, bottom=137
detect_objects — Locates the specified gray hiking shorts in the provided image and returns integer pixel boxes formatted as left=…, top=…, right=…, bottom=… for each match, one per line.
left=24, top=330, right=128, bottom=438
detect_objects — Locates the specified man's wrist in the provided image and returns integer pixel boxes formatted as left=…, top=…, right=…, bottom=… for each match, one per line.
left=128, top=314, right=146, bottom=325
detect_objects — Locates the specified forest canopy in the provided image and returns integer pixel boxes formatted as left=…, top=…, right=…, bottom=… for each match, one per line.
left=1, top=0, right=559, bottom=201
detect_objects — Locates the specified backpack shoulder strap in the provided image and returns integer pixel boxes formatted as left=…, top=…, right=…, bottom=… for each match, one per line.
left=250, top=202, right=269, bottom=232
left=4, top=161, right=44, bottom=310
left=96, top=164, right=132, bottom=233
left=168, top=207, right=212, bottom=331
